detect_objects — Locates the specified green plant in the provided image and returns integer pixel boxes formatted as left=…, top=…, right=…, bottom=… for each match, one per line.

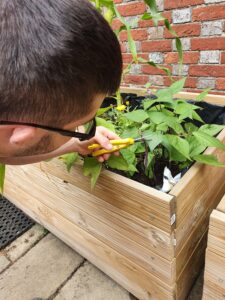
left=67, top=78, right=224, bottom=188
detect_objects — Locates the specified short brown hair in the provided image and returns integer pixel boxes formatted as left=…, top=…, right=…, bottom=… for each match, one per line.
left=0, top=0, right=122, bottom=126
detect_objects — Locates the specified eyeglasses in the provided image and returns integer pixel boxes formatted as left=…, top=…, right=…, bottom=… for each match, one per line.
left=0, top=118, right=97, bottom=141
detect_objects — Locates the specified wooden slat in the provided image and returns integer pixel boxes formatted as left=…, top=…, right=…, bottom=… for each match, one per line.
left=38, top=160, right=175, bottom=233
left=4, top=182, right=176, bottom=300
left=121, top=86, right=225, bottom=105
left=176, top=230, right=207, bottom=300
left=203, top=201, right=225, bottom=299
left=6, top=163, right=175, bottom=260
left=171, top=129, right=225, bottom=251
left=5, top=165, right=175, bottom=284
left=203, top=284, right=225, bottom=300
left=207, top=210, right=225, bottom=259
left=204, top=250, right=225, bottom=292
left=217, top=195, right=225, bottom=214
left=175, top=213, right=208, bottom=276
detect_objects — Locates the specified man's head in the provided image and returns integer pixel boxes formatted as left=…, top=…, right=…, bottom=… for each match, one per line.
left=0, top=0, right=122, bottom=162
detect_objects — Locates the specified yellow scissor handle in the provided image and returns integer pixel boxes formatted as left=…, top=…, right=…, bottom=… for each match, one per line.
left=88, top=138, right=135, bottom=157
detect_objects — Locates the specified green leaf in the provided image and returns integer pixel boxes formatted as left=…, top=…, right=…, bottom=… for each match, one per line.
left=146, top=61, right=172, bottom=77
left=164, top=135, right=190, bottom=159
left=124, top=110, right=149, bottom=123
left=0, top=164, right=5, bottom=194
left=134, top=142, right=146, bottom=153
left=83, top=157, right=102, bottom=189
left=141, top=12, right=152, bottom=20
left=107, top=155, right=130, bottom=171
left=166, top=118, right=184, bottom=134
left=144, top=0, right=158, bottom=15
left=175, top=37, right=183, bottom=66
left=113, top=4, right=137, bottom=61
left=175, top=101, right=201, bottom=121
left=187, top=136, right=206, bottom=157
left=121, top=127, right=139, bottom=139
left=192, top=111, right=204, bottom=123
left=59, top=153, right=79, bottom=172
left=195, top=88, right=211, bottom=102
left=164, top=19, right=177, bottom=37
left=193, top=131, right=225, bottom=151
left=169, top=78, right=186, bottom=95
left=96, top=117, right=115, bottom=131
left=121, top=149, right=138, bottom=172
left=155, top=88, right=173, bottom=102
left=193, top=154, right=225, bottom=167
left=96, top=106, right=112, bottom=117
left=184, top=123, right=199, bottom=134
left=148, top=111, right=168, bottom=124
left=144, top=131, right=164, bottom=151
left=199, top=124, right=225, bottom=136
left=156, top=123, right=168, bottom=132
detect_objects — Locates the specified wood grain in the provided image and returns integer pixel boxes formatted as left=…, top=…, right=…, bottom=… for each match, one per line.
left=4, top=180, right=175, bottom=300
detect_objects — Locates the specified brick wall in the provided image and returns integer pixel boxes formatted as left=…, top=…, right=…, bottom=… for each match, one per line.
left=113, top=0, right=225, bottom=94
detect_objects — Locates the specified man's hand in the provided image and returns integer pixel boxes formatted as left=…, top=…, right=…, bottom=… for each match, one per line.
left=76, top=126, right=120, bottom=162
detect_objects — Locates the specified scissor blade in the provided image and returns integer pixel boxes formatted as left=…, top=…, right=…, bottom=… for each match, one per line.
left=134, top=135, right=152, bottom=142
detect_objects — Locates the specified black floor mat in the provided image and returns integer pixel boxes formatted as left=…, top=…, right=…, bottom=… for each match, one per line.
left=0, top=197, right=34, bottom=250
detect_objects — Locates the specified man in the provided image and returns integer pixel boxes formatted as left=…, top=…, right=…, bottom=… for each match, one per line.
left=0, top=0, right=122, bottom=165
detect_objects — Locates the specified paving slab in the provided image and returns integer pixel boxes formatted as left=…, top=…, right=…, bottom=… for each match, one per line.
left=4, top=224, right=47, bottom=262
left=0, top=254, right=10, bottom=273
left=53, top=261, right=131, bottom=300
left=0, top=233, right=84, bottom=300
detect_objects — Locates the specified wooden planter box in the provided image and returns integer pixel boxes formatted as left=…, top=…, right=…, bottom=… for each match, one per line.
left=203, top=195, right=225, bottom=299
left=4, top=91, right=225, bottom=300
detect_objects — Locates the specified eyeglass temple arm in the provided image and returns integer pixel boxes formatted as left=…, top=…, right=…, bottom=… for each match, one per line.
left=0, top=120, right=92, bottom=140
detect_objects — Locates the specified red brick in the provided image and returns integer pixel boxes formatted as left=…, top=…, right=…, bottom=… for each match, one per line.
left=142, top=64, right=172, bottom=76
left=216, top=78, right=225, bottom=91
left=111, top=19, right=123, bottom=31
left=142, top=40, right=172, bottom=52
left=193, top=5, right=225, bottom=21
left=165, top=52, right=199, bottom=64
left=122, top=53, right=148, bottom=63
left=164, top=23, right=201, bottom=38
left=124, top=75, right=149, bottom=85
left=191, top=37, right=225, bottom=50
left=164, top=0, right=204, bottom=10
left=164, top=76, right=197, bottom=88
left=119, top=29, right=148, bottom=42
left=114, top=0, right=122, bottom=3
left=117, top=2, right=146, bottom=17
left=189, top=65, right=225, bottom=77
left=139, top=12, right=171, bottom=28
left=221, top=52, right=225, bottom=64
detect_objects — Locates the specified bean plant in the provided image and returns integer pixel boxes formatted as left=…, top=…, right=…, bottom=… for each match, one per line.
left=79, top=78, right=225, bottom=188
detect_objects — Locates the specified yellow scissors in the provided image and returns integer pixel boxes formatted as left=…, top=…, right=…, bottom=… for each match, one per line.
left=88, top=137, right=144, bottom=157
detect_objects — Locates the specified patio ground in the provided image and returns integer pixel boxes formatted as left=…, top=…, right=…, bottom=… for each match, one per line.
left=0, top=224, right=203, bottom=300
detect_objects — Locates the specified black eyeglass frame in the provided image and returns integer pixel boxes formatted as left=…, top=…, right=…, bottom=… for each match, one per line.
left=0, top=119, right=97, bottom=141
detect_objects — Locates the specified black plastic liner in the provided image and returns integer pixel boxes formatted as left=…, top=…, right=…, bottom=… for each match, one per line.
left=103, top=93, right=225, bottom=125
left=0, top=197, right=34, bottom=250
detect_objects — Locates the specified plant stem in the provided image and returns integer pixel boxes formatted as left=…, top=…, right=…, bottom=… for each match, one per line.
left=116, top=90, right=123, bottom=106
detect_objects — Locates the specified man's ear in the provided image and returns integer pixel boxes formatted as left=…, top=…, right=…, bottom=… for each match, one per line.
left=9, top=126, right=37, bottom=146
